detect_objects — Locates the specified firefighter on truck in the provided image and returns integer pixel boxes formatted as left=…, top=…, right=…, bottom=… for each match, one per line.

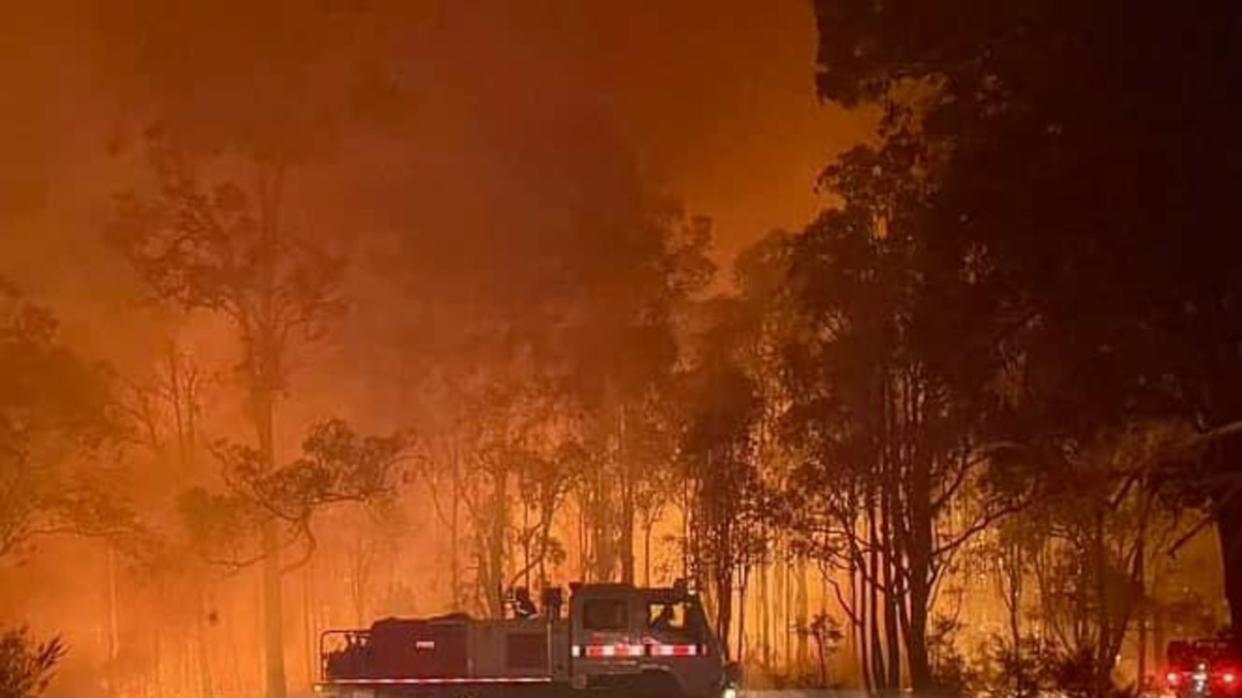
left=315, top=579, right=740, bottom=698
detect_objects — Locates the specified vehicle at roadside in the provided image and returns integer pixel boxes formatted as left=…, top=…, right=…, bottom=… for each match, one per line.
left=1166, top=637, right=1241, bottom=698
left=315, top=579, right=739, bottom=698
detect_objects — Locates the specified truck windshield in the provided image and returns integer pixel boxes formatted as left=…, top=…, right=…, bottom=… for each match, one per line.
left=582, top=599, right=628, bottom=631
left=647, top=602, right=687, bottom=631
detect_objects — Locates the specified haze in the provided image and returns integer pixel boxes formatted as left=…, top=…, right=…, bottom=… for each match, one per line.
left=1, top=2, right=1238, bottom=698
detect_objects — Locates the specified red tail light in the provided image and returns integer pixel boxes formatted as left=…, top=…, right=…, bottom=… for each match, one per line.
left=1167, top=671, right=1182, bottom=686
left=1221, top=670, right=1237, bottom=686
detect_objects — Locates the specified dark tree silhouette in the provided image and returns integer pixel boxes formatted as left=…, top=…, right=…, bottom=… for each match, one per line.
left=0, top=280, right=127, bottom=559
left=107, top=133, right=344, bottom=698
left=811, top=0, right=1242, bottom=635
left=680, top=302, right=768, bottom=658
left=179, top=418, right=410, bottom=573
left=560, top=207, right=713, bottom=585
left=769, top=127, right=1032, bottom=691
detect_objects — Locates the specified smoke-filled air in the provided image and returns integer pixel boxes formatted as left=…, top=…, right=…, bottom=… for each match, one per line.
left=2, top=2, right=1240, bottom=698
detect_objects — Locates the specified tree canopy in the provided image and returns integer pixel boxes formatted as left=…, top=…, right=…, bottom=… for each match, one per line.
left=0, top=280, right=124, bottom=559
left=813, top=0, right=1242, bottom=636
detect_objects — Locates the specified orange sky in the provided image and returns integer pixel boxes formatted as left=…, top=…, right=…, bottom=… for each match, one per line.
left=0, top=1, right=869, bottom=291
left=0, top=0, right=876, bottom=485
left=575, top=2, right=873, bottom=270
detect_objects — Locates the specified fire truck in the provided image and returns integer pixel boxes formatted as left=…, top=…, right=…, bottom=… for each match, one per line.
left=1165, top=637, right=1241, bottom=698
left=315, top=579, right=739, bottom=698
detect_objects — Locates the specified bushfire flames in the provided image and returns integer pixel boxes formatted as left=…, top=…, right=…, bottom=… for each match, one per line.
left=2, top=2, right=1240, bottom=698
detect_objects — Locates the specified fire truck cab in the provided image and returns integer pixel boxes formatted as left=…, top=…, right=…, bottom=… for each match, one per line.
left=568, top=581, right=726, bottom=696
left=316, top=579, right=737, bottom=698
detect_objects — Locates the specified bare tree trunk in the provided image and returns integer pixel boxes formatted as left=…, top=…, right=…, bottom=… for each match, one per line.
left=1001, top=539, right=1026, bottom=696
left=738, top=563, right=750, bottom=665
left=685, top=476, right=695, bottom=581
left=450, top=438, right=462, bottom=609
left=797, top=556, right=809, bottom=672
left=1136, top=523, right=1148, bottom=689
left=816, top=630, right=828, bottom=685
left=252, top=159, right=289, bottom=698
left=261, top=522, right=286, bottom=698
left=250, top=326, right=286, bottom=698
left=905, top=458, right=934, bottom=693
left=618, top=407, right=636, bottom=585
left=1093, top=513, right=1111, bottom=698
left=522, top=501, right=532, bottom=589
left=255, top=401, right=286, bottom=697
left=1217, top=496, right=1242, bottom=636
left=643, top=520, right=653, bottom=587
left=716, top=563, right=734, bottom=661
left=867, top=499, right=887, bottom=693
left=880, top=500, right=901, bottom=691
left=303, top=562, right=314, bottom=687
left=760, top=548, right=771, bottom=669
left=487, top=465, right=509, bottom=617
left=777, top=543, right=788, bottom=670
left=578, top=499, right=590, bottom=582
left=197, top=586, right=215, bottom=698
left=882, top=570, right=901, bottom=690
left=589, top=465, right=618, bottom=583
left=1153, top=565, right=1167, bottom=679
left=850, top=556, right=869, bottom=694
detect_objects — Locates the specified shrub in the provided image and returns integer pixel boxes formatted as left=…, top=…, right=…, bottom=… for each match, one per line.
left=0, top=627, right=66, bottom=698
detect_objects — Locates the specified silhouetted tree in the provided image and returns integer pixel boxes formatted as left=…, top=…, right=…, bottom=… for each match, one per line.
left=811, top=0, right=1242, bottom=633
left=108, top=131, right=345, bottom=697
left=0, top=280, right=128, bottom=559
left=511, top=440, right=576, bottom=592
left=441, top=372, right=575, bottom=617
left=775, top=129, right=1032, bottom=692
left=1005, top=426, right=1188, bottom=697
left=559, top=205, right=713, bottom=585
left=179, top=419, right=410, bottom=570
left=102, top=5, right=416, bottom=691
left=680, top=305, right=767, bottom=658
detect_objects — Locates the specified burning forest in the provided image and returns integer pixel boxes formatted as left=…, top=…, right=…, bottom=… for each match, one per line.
left=1, top=2, right=1240, bottom=698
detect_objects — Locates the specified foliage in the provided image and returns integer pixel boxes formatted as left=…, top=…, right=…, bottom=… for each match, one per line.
left=795, top=612, right=843, bottom=687
left=811, top=0, right=1242, bottom=631
left=108, top=126, right=350, bottom=698
left=0, top=627, right=65, bottom=698
left=107, top=132, right=345, bottom=400
left=0, top=281, right=131, bottom=559
left=179, top=419, right=410, bottom=570
left=678, top=307, right=770, bottom=652
left=926, top=617, right=980, bottom=698
left=559, top=206, right=713, bottom=585
left=977, top=634, right=1047, bottom=698
left=771, top=116, right=1033, bottom=691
